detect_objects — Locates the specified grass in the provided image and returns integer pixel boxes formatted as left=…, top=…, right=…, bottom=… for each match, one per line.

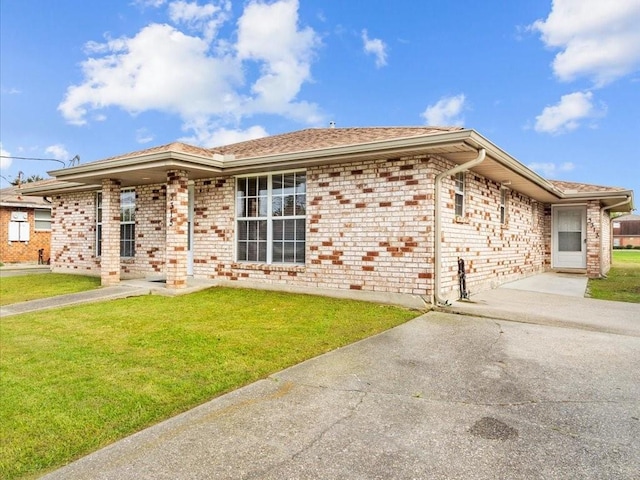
left=587, top=250, right=640, bottom=303
left=0, top=274, right=101, bottom=306
left=0, top=287, right=418, bottom=479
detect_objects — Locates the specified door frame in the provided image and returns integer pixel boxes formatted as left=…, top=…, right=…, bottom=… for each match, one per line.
left=551, top=204, right=587, bottom=269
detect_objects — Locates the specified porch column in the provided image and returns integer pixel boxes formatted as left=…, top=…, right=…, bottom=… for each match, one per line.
left=586, top=201, right=601, bottom=278
left=101, top=179, right=121, bottom=286
left=166, top=170, right=189, bottom=289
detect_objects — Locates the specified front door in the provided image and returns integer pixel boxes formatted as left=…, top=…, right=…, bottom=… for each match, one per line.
left=552, top=206, right=587, bottom=269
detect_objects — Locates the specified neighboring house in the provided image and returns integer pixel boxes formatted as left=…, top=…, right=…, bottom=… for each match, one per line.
left=23, top=127, right=634, bottom=305
left=0, top=182, right=53, bottom=264
left=612, top=214, right=640, bottom=247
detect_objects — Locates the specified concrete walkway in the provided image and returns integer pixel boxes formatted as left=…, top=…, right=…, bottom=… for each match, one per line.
left=0, top=278, right=216, bottom=317
left=450, top=273, right=640, bottom=337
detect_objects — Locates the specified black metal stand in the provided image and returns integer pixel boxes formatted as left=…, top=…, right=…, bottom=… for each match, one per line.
left=458, top=258, right=469, bottom=299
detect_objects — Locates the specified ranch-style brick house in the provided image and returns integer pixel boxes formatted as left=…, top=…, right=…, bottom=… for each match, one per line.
left=23, top=127, right=634, bottom=306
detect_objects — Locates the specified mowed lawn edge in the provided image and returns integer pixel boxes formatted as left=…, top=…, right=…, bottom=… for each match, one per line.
left=0, top=273, right=101, bottom=306
left=587, top=250, right=640, bottom=303
left=0, top=287, right=420, bottom=479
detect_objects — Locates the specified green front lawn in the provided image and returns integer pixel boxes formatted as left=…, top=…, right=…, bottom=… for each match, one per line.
left=587, top=250, right=640, bottom=303
left=0, top=287, right=418, bottom=479
left=0, top=274, right=100, bottom=306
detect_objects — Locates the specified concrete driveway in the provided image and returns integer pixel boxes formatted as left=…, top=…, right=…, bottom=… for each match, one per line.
left=42, top=284, right=640, bottom=480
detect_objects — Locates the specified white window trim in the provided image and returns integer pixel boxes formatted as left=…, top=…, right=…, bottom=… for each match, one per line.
left=454, top=172, right=465, bottom=218
left=95, top=189, right=136, bottom=258
left=120, top=189, right=136, bottom=258
left=500, top=188, right=508, bottom=225
left=235, top=170, right=306, bottom=265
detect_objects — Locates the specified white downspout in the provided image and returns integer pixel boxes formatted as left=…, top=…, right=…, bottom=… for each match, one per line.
left=599, top=196, right=631, bottom=277
left=433, top=148, right=486, bottom=305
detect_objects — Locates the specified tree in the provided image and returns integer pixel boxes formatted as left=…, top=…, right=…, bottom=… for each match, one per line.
left=10, top=174, right=44, bottom=186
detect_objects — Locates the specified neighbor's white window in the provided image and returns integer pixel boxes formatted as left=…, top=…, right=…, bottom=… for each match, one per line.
left=454, top=172, right=465, bottom=217
left=34, top=209, right=51, bottom=231
left=96, top=189, right=136, bottom=257
left=8, top=213, right=30, bottom=241
left=236, top=171, right=306, bottom=264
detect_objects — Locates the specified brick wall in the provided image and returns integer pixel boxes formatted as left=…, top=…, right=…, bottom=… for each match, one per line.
left=47, top=155, right=573, bottom=300
left=434, top=156, right=547, bottom=299
left=123, top=184, right=166, bottom=277
left=0, top=207, right=51, bottom=264
left=189, top=154, right=548, bottom=301
left=50, top=191, right=100, bottom=274
left=190, top=156, right=434, bottom=297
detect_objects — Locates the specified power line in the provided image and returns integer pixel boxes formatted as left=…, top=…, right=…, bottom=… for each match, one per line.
left=0, top=155, right=66, bottom=166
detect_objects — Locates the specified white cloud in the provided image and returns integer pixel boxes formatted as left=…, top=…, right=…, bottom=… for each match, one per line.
left=135, top=128, right=155, bottom=144
left=59, top=0, right=322, bottom=143
left=361, top=29, right=388, bottom=68
left=534, top=91, right=601, bottom=134
left=179, top=125, right=268, bottom=148
left=1, top=86, right=21, bottom=95
left=528, top=161, right=576, bottom=178
left=45, top=144, right=69, bottom=160
left=236, top=0, right=322, bottom=120
left=421, top=94, right=466, bottom=126
left=134, top=0, right=166, bottom=8
left=59, top=23, right=243, bottom=126
left=0, top=143, right=12, bottom=170
left=531, top=0, right=640, bottom=85
left=168, top=0, right=231, bottom=42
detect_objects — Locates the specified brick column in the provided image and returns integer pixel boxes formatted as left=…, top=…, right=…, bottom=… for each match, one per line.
left=101, top=179, right=121, bottom=286
left=586, top=201, right=601, bottom=278
left=166, top=170, right=189, bottom=289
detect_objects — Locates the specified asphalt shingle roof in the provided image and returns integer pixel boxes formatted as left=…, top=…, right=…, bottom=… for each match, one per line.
left=210, top=126, right=464, bottom=159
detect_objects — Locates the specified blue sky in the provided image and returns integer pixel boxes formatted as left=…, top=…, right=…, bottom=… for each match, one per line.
left=1, top=0, right=639, bottom=205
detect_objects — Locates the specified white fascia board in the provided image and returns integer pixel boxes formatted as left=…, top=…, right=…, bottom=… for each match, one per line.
left=20, top=181, right=101, bottom=195
left=48, top=151, right=224, bottom=179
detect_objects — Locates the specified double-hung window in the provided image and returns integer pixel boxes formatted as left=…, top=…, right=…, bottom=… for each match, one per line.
left=34, top=209, right=51, bottom=230
left=236, top=172, right=306, bottom=264
left=454, top=172, right=465, bottom=217
left=96, top=189, right=136, bottom=257
left=500, top=188, right=507, bottom=225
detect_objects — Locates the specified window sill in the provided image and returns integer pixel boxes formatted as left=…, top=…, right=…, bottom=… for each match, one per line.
left=231, top=262, right=305, bottom=273
left=454, top=216, right=470, bottom=224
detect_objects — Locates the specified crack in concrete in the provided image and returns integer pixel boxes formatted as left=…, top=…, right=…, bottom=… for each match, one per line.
left=243, top=389, right=367, bottom=480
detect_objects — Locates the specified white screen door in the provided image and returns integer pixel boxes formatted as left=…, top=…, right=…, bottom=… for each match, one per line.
left=553, top=206, right=587, bottom=269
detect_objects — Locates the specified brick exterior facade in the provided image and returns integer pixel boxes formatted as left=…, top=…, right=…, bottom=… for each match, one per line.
left=50, top=191, right=100, bottom=274
left=47, top=154, right=587, bottom=302
left=0, top=206, right=51, bottom=264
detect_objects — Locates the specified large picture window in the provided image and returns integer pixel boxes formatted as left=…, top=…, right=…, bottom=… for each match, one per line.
left=96, top=189, right=136, bottom=257
left=236, top=172, right=306, bottom=264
